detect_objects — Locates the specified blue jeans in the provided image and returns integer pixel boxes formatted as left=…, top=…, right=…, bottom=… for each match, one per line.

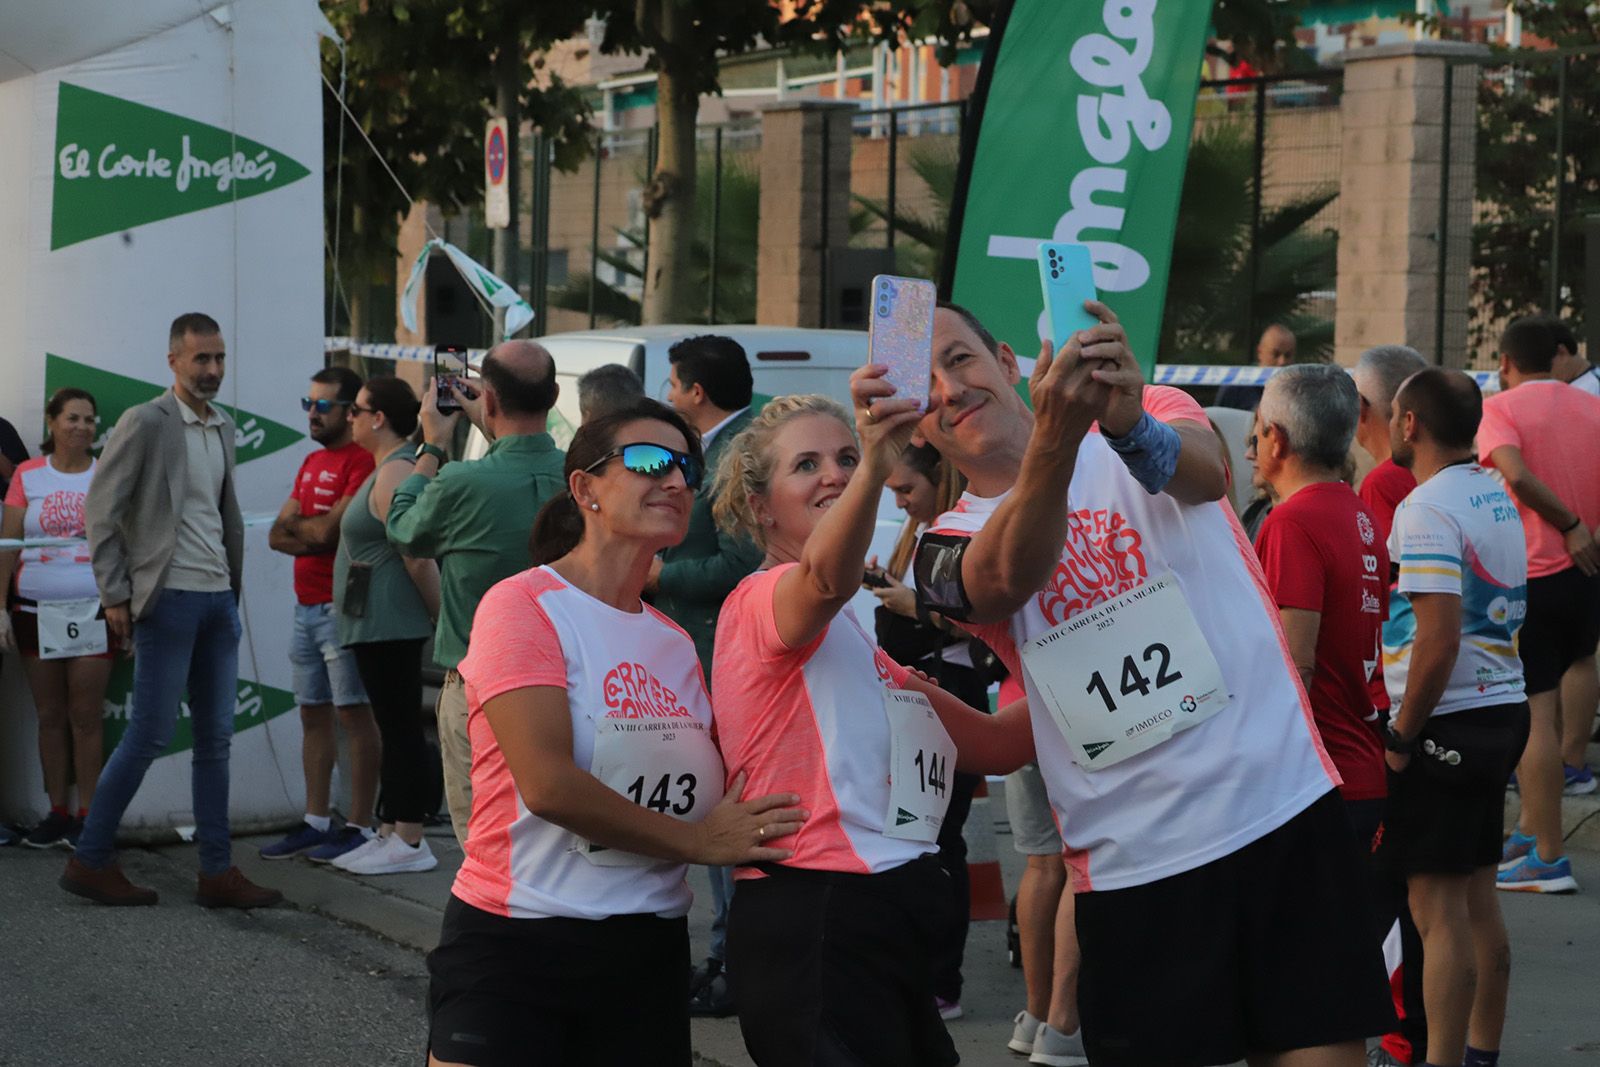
left=708, top=864, right=736, bottom=962
left=76, top=589, right=242, bottom=875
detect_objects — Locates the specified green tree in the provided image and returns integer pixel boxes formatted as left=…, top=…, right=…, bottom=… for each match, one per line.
left=1466, top=1, right=1600, bottom=339
left=551, top=155, right=763, bottom=325
left=851, top=122, right=1337, bottom=364
left=322, top=1, right=594, bottom=336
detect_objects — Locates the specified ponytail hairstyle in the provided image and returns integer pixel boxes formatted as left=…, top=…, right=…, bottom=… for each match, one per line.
left=711, top=394, right=852, bottom=549
left=529, top=397, right=702, bottom=567
left=885, top=441, right=965, bottom=579
left=41, top=387, right=97, bottom=455
left=362, top=375, right=421, bottom=438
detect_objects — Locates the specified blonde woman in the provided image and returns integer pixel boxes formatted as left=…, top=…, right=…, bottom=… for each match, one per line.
left=710, top=372, right=1033, bottom=1067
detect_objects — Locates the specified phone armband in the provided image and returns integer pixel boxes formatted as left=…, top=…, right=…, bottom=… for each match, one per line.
left=913, top=532, right=975, bottom=623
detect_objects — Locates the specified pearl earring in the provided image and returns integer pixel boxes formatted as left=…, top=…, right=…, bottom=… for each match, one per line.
left=590, top=503, right=599, bottom=512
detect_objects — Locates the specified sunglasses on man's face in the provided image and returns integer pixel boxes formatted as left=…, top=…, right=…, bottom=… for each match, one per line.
left=584, top=443, right=704, bottom=490
left=301, top=397, right=352, bottom=414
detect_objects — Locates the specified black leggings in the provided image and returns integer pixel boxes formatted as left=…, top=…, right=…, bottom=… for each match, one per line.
left=350, top=639, right=429, bottom=825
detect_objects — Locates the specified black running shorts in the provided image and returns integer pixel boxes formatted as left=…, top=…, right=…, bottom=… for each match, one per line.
left=427, top=895, right=691, bottom=1067
left=1378, top=702, right=1530, bottom=876
left=1519, top=566, right=1600, bottom=695
left=1074, top=791, right=1396, bottom=1067
left=727, top=854, right=959, bottom=1067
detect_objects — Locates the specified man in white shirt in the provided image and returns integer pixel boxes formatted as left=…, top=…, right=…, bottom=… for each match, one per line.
left=914, top=301, right=1393, bottom=1067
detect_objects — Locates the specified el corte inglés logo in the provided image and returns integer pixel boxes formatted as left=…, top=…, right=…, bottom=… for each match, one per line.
left=51, top=82, right=310, bottom=249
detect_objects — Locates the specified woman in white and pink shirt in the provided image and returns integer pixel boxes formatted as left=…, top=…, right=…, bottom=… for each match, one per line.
left=710, top=371, right=1031, bottom=1067
left=427, top=398, right=806, bottom=1067
left=0, top=387, right=110, bottom=850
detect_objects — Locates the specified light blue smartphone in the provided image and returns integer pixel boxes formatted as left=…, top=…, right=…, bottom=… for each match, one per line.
left=869, top=275, right=937, bottom=412
left=1037, top=242, right=1099, bottom=353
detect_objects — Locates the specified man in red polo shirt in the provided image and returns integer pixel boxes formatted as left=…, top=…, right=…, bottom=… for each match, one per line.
left=263, top=366, right=378, bottom=864
left=1251, top=364, right=1389, bottom=841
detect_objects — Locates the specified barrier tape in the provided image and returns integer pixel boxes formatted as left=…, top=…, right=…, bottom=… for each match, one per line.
left=321, top=337, right=1498, bottom=387
left=0, top=512, right=278, bottom=551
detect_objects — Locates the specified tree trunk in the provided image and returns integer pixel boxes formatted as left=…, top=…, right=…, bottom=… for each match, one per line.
left=641, top=2, right=698, bottom=325
left=492, top=46, right=521, bottom=336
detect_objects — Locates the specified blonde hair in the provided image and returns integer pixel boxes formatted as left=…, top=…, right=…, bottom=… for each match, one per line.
left=712, top=394, right=853, bottom=547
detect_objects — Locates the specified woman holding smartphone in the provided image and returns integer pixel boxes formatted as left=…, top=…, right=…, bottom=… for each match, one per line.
left=332, top=376, right=441, bottom=876
left=710, top=371, right=1033, bottom=1067
left=427, top=398, right=806, bottom=1067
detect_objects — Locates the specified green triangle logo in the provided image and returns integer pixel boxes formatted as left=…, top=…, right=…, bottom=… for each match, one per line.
left=45, top=353, right=303, bottom=464
left=1082, top=740, right=1116, bottom=761
left=896, top=807, right=919, bottom=826
left=51, top=82, right=311, bottom=250
left=101, top=661, right=296, bottom=754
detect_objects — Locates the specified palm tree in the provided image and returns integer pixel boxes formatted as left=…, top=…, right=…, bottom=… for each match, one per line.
left=852, top=121, right=1338, bottom=364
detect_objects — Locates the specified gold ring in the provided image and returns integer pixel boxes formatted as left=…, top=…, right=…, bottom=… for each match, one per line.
left=865, top=405, right=875, bottom=421
left=757, top=825, right=766, bottom=839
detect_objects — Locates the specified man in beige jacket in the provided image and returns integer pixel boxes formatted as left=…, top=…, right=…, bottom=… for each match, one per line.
left=61, top=312, right=279, bottom=910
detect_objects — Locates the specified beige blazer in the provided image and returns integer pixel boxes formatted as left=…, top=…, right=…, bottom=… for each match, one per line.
left=85, top=390, right=244, bottom=620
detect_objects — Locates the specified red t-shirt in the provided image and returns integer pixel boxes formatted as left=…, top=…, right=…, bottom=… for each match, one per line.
left=1357, top=458, right=1416, bottom=543
left=1357, top=458, right=1415, bottom=713
left=291, top=441, right=374, bottom=605
left=1254, top=482, right=1388, bottom=801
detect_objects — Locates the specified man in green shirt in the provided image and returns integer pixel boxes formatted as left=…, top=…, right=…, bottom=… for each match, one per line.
left=386, top=340, right=564, bottom=845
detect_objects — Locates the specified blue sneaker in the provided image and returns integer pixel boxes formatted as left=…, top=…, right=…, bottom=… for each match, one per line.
left=259, top=821, right=333, bottom=860
left=1499, top=829, right=1537, bottom=871
left=306, top=825, right=371, bottom=864
left=0, top=825, right=18, bottom=847
left=1496, top=851, right=1579, bottom=894
left=1563, top=764, right=1597, bottom=796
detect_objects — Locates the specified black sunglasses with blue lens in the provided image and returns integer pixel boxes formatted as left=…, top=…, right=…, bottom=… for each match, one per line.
left=583, top=443, right=703, bottom=490
left=301, top=397, right=352, bottom=414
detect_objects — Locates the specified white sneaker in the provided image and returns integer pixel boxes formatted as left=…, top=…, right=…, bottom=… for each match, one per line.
left=1008, top=1010, right=1044, bottom=1055
left=1028, top=1024, right=1088, bottom=1067
left=329, top=833, right=387, bottom=871
left=341, top=834, right=438, bottom=876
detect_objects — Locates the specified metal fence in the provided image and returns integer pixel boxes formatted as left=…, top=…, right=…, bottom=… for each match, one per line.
left=1167, top=70, right=1344, bottom=367
left=1438, top=45, right=1600, bottom=369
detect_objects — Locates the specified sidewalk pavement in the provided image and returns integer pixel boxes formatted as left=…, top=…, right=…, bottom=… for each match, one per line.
left=4, top=783, right=1599, bottom=1066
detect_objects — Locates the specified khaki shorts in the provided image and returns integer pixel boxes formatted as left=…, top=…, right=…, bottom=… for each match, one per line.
left=1004, top=763, right=1062, bottom=856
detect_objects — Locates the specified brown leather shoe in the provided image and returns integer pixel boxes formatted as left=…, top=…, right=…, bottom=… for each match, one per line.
left=195, top=866, right=283, bottom=909
left=60, top=857, right=159, bottom=906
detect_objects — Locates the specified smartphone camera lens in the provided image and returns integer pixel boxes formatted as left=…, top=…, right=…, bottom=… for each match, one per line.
left=1051, top=268, right=1060, bottom=278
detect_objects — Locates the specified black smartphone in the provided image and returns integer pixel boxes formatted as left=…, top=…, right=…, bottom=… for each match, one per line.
left=434, top=345, right=469, bottom=413
left=861, top=567, right=891, bottom=590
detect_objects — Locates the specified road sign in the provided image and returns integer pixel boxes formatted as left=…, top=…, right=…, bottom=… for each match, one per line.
left=485, top=116, right=509, bottom=230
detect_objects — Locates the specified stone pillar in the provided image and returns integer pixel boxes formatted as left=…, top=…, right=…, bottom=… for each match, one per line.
left=1335, top=41, right=1486, bottom=368
left=756, top=100, right=854, bottom=328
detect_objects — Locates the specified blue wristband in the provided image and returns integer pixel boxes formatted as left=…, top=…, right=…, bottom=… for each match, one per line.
left=1103, top=411, right=1181, bottom=495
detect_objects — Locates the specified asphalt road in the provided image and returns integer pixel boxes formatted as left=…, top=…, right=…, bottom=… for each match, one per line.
left=3, top=793, right=1598, bottom=1066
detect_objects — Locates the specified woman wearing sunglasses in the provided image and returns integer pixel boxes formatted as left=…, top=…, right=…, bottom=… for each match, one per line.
left=329, top=376, right=442, bottom=875
left=709, top=370, right=1034, bottom=1067
left=427, top=398, right=808, bottom=1067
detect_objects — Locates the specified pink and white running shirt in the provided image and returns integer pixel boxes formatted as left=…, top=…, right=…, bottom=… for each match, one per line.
left=713, top=565, right=933, bottom=877
left=4, top=456, right=98, bottom=606
left=930, top=387, right=1339, bottom=893
left=453, top=566, right=717, bottom=920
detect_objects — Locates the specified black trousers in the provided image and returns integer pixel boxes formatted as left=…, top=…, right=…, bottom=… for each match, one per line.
left=922, top=659, right=989, bottom=1003
left=350, top=638, right=430, bottom=825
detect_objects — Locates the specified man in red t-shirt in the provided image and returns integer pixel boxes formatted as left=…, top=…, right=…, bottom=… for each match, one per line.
left=1351, top=343, right=1431, bottom=1067
left=1250, top=364, right=1389, bottom=840
left=262, top=367, right=378, bottom=863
